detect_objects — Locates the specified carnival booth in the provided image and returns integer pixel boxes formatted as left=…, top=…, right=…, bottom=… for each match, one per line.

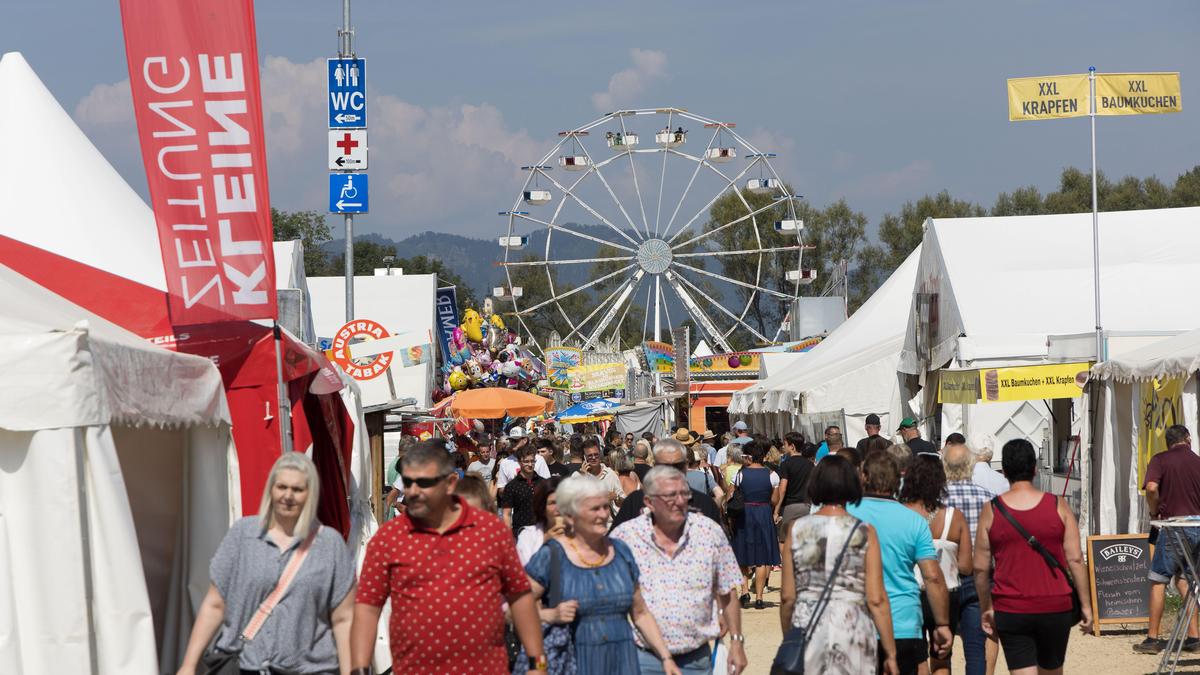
left=0, top=265, right=236, bottom=675
left=731, top=247, right=922, bottom=442
left=897, top=208, right=1200, bottom=509
left=1084, top=329, right=1200, bottom=536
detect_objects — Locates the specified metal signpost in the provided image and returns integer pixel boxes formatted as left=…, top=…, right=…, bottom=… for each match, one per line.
left=329, top=0, right=367, bottom=323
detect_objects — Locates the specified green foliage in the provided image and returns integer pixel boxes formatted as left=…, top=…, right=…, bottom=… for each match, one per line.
left=503, top=254, right=591, bottom=348
left=271, top=208, right=335, bottom=276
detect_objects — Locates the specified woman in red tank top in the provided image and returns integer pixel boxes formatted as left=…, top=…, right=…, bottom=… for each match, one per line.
left=973, top=439, right=1092, bottom=675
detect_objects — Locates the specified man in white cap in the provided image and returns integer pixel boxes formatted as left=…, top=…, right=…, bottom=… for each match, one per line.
left=496, top=426, right=550, bottom=491
left=710, top=420, right=751, bottom=467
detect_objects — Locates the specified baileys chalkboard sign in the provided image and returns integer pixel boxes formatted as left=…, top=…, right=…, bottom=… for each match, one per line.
left=1087, top=534, right=1151, bottom=635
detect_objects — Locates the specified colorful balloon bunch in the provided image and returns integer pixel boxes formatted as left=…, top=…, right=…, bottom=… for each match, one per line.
left=434, top=298, right=544, bottom=401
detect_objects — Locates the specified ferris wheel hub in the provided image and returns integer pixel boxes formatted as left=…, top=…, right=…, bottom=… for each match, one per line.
left=636, top=238, right=673, bottom=274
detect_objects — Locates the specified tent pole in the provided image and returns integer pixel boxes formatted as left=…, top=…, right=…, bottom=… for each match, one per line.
left=74, top=429, right=99, bottom=675
left=274, top=322, right=295, bottom=453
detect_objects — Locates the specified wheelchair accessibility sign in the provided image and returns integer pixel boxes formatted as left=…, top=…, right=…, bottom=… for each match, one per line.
left=329, top=174, right=368, bottom=213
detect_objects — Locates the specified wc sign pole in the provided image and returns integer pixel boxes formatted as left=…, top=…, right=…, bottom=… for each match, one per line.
left=330, top=0, right=367, bottom=322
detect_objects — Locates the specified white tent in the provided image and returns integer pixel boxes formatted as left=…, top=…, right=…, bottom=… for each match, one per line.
left=0, top=265, right=237, bottom=675
left=730, top=246, right=921, bottom=441
left=1084, top=328, right=1200, bottom=535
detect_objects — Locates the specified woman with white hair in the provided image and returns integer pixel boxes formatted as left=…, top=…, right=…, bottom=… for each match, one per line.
left=523, top=473, right=681, bottom=675
left=175, top=453, right=356, bottom=675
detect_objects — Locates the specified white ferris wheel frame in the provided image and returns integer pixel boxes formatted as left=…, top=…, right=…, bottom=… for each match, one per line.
left=501, top=107, right=807, bottom=356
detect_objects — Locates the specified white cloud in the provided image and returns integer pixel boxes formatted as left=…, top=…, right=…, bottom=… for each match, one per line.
left=844, top=159, right=935, bottom=199
left=590, top=48, right=668, bottom=112
left=73, top=56, right=542, bottom=238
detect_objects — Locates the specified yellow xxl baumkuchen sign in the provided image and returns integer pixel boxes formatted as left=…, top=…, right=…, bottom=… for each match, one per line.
left=1007, top=74, right=1090, bottom=121
left=1095, top=72, right=1182, bottom=116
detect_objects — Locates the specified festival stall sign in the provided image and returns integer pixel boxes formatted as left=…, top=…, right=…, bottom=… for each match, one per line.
left=1136, top=376, right=1185, bottom=490
left=558, top=398, right=621, bottom=424
left=938, top=369, right=982, bottom=404
left=1007, top=74, right=1091, bottom=121
left=642, top=341, right=675, bottom=373
left=1095, top=73, right=1182, bottom=116
left=545, top=346, right=583, bottom=390
left=1086, top=534, right=1152, bottom=635
left=324, top=319, right=431, bottom=381
left=689, top=351, right=761, bottom=380
left=978, top=362, right=1091, bottom=403
left=568, top=361, right=626, bottom=402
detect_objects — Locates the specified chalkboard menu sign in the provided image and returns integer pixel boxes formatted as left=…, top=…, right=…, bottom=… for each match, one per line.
left=1087, top=533, right=1152, bottom=635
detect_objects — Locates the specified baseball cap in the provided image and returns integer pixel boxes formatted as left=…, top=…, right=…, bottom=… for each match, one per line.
left=896, top=417, right=918, bottom=431
left=507, top=426, right=526, bottom=439
left=731, top=435, right=753, bottom=445
left=865, top=413, right=881, bottom=427
left=732, top=420, right=749, bottom=431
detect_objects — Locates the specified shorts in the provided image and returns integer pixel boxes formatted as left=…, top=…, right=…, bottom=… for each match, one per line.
left=921, top=587, right=960, bottom=655
left=776, top=502, right=810, bottom=541
left=879, top=637, right=928, bottom=675
left=994, top=609, right=1074, bottom=670
left=1149, top=526, right=1200, bottom=584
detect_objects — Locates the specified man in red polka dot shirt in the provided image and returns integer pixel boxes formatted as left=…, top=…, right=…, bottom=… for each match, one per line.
left=350, top=440, right=547, bottom=674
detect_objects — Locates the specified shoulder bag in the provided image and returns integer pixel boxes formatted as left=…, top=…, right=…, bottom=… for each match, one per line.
left=991, top=496, right=1083, bottom=623
left=725, top=468, right=745, bottom=519
left=512, top=540, right=577, bottom=675
left=201, top=527, right=319, bottom=675
left=771, top=519, right=862, bottom=675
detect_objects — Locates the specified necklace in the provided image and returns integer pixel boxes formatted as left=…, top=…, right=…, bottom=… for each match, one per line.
left=566, top=536, right=608, bottom=568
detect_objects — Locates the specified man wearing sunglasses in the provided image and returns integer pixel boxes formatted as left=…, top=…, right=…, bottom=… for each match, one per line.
left=351, top=440, right=548, bottom=674
left=611, top=439, right=723, bottom=530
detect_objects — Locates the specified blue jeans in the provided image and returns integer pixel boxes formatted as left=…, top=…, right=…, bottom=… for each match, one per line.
left=958, top=574, right=986, bottom=675
left=637, top=644, right=713, bottom=674
left=1149, top=526, right=1200, bottom=583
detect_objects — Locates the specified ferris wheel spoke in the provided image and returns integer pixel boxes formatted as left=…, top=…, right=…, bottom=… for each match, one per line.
left=663, top=272, right=735, bottom=353
left=652, top=110, right=674, bottom=238
left=642, top=283, right=652, bottom=343
left=574, top=141, right=645, bottom=242
left=512, top=212, right=637, bottom=253
left=674, top=243, right=811, bottom=259
left=534, top=168, right=641, bottom=248
left=581, top=270, right=645, bottom=349
left=665, top=156, right=764, bottom=245
left=609, top=272, right=646, bottom=348
left=560, top=271, right=636, bottom=344
left=672, top=260, right=793, bottom=300
left=671, top=269, right=771, bottom=345
left=503, top=254, right=635, bottom=266
left=618, top=114, right=653, bottom=240
left=672, top=197, right=784, bottom=251
left=513, top=263, right=636, bottom=315
left=661, top=126, right=722, bottom=241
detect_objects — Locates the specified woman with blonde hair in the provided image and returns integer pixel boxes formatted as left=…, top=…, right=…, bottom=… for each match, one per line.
left=176, top=453, right=356, bottom=675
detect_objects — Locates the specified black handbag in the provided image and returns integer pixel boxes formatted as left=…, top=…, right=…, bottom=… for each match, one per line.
left=725, top=469, right=745, bottom=519
left=991, top=497, right=1083, bottom=623
left=199, top=648, right=239, bottom=675
left=771, top=519, right=862, bottom=675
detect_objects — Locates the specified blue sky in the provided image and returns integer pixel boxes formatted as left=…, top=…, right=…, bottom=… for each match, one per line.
left=3, top=1, right=1197, bottom=241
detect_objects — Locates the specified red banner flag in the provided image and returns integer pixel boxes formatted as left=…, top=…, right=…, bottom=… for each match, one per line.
left=119, top=0, right=276, bottom=325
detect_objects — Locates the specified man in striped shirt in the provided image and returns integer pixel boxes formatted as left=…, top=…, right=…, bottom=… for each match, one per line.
left=944, top=442, right=996, bottom=675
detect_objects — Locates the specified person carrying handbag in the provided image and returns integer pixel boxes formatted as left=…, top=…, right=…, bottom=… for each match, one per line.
left=176, top=453, right=357, bottom=675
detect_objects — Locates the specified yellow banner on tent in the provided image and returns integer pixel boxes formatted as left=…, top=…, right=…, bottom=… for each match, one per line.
left=1137, top=376, right=1186, bottom=490
left=979, top=362, right=1091, bottom=402
left=939, top=369, right=982, bottom=404
left=1008, top=74, right=1090, bottom=121
left=1096, top=72, right=1182, bottom=116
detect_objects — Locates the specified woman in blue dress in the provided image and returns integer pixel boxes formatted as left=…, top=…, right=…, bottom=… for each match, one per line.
left=732, top=439, right=782, bottom=609
left=524, top=473, right=681, bottom=675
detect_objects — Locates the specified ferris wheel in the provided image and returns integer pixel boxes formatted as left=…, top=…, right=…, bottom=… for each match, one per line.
left=499, top=107, right=812, bottom=355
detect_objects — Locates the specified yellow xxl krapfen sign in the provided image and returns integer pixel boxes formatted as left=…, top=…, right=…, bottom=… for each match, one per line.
left=1008, top=74, right=1090, bottom=121
left=978, top=362, right=1091, bottom=402
left=1096, top=72, right=1182, bottom=116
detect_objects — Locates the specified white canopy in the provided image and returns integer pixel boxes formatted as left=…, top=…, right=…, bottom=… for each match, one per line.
left=900, top=207, right=1200, bottom=373
left=1090, top=327, right=1200, bottom=383
left=731, top=245, right=921, bottom=438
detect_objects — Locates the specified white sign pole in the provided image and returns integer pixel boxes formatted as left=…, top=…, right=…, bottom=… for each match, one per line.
left=340, top=0, right=355, bottom=323
left=1088, top=66, right=1103, bottom=363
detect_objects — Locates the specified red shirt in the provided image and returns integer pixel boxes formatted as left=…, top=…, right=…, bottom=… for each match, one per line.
left=989, top=493, right=1073, bottom=614
left=357, top=498, right=531, bottom=674
left=1143, top=443, right=1200, bottom=518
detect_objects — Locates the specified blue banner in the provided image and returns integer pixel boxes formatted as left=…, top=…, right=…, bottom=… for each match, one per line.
left=435, top=287, right=460, bottom=365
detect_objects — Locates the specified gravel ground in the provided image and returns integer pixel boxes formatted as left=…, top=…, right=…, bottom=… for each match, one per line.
left=735, top=570, right=1200, bottom=674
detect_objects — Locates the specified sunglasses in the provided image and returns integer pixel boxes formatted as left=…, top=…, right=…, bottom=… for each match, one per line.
left=584, top=454, right=602, bottom=461
left=659, top=461, right=687, bottom=471
left=400, top=473, right=451, bottom=489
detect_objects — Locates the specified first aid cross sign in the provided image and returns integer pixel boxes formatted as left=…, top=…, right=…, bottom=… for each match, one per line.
left=328, top=58, right=366, bottom=128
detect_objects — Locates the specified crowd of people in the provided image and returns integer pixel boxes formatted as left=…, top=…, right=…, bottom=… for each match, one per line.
left=175, top=416, right=1200, bottom=675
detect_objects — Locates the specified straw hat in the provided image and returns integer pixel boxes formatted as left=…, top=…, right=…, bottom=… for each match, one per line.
left=673, top=428, right=698, bottom=445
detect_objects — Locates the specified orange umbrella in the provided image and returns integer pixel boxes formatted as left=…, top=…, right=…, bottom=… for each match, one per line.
left=449, top=388, right=554, bottom=419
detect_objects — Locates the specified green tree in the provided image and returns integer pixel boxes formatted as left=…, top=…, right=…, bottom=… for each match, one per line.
left=1173, top=166, right=1200, bottom=206
left=398, top=255, right=479, bottom=310
left=991, top=185, right=1045, bottom=216
left=271, top=208, right=335, bottom=276
left=852, top=191, right=985, bottom=309
left=503, top=255, right=591, bottom=348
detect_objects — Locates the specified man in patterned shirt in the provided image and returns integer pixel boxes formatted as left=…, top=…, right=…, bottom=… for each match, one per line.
left=943, top=441, right=995, bottom=675
left=612, top=464, right=747, bottom=675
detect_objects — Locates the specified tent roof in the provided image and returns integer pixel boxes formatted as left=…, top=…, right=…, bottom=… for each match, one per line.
left=901, top=207, right=1200, bottom=372
left=731, top=245, right=920, bottom=413
left=0, top=51, right=166, bottom=290
left=1091, top=327, right=1200, bottom=383
left=0, top=264, right=229, bottom=430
